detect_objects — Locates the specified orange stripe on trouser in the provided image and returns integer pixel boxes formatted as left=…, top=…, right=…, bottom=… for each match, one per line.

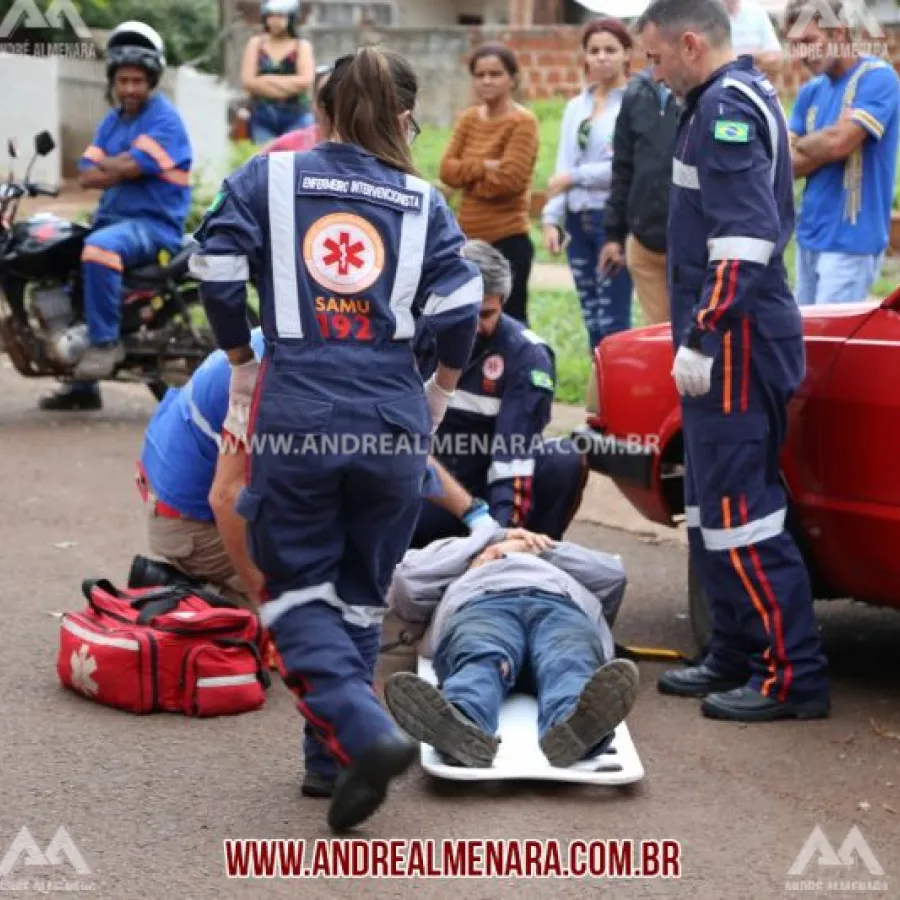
left=721, top=496, right=779, bottom=694
left=723, top=332, right=732, bottom=415
left=740, top=494, right=793, bottom=703
left=741, top=317, right=751, bottom=413
left=81, top=245, right=123, bottom=271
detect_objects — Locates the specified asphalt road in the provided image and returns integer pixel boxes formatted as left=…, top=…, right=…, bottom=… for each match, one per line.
left=1, top=365, right=900, bottom=900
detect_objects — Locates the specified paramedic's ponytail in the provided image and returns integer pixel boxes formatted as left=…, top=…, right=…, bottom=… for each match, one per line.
left=332, top=47, right=419, bottom=176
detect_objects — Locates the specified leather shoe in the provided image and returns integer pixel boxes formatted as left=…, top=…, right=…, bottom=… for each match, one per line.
left=657, top=664, right=746, bottom=698
left=702, top=687, right=831, bottom=722
left=301, top=771, right=336, bottom=799
left=327, top=732, right=417, bottom=832
left=39, top=383, right=102, bottom=411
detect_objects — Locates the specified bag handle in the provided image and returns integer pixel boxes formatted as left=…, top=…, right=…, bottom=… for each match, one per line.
left=217, top=638, right=272, bottom=690
left=81, top=578, right=243, bottom=624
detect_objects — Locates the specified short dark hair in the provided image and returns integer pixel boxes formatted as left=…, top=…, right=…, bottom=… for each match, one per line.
left=582, top=17, right=634, bottom=53
left=638, top=0, right=732, bottom=47
left=468, top=43, right=520, bottom=77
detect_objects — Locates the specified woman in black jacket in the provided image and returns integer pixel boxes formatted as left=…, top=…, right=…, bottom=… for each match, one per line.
left=600, top=63, right=680, bottom=326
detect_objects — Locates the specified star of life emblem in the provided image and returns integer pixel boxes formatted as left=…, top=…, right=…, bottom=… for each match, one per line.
left=303, top=213, right=385, bottom=295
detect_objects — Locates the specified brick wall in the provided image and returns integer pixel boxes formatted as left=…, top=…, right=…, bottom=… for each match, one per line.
left=483, top=24, right=900, bottom=102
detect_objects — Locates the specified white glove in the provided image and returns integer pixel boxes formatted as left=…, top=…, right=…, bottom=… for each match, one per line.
left=223, top=357, right=260, bottom=441
left=424, top=375, right=454, bottom=434
left=672, top=346, right=714, bottom=397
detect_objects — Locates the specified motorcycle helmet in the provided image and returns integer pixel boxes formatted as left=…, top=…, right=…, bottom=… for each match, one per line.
left=105, top=21, right=166, bottom=86
left=261, top=0, right=298, bottom=34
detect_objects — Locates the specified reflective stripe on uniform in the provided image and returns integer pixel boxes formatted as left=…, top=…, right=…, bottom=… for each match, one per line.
left=487, top=458, right=536, bottom=483
left=447, top=391, right=501, bottom=416
left=684, top=505, right=701, bottom=528
left=700, top=508, right=785, bottom=551
left=267, top=152, right=303, bottom=338
left=188, top=253, right=249, bottom=282
left=259, top=582, right=388, bottom=630
left=522, top=328, right=549, bottom=346
left=181, top=382, right=222, bottom=447
left=423, top=274, right=482, bottom=317
left=390, top=174, right=432, bottom=340
left=721, top=77, right=782, bottom=185
left=708, top=236, right=775, bottom=264
left=672, top=159, right=699, bottom=190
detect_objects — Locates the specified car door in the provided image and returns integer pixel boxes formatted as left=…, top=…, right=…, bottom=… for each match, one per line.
left=815, top=291, right=900, bottom=602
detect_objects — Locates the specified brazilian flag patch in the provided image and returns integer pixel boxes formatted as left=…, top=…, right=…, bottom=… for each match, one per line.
left=530, top=369, right=554, bottom=391
left=713, top=120, right=750, bottom=143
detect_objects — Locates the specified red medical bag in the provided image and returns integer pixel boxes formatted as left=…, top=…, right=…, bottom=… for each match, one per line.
left=57, top=579, right=271, bottom=717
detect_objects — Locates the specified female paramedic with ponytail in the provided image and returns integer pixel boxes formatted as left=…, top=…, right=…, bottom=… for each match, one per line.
left=190, top=48, right=482, bottom=832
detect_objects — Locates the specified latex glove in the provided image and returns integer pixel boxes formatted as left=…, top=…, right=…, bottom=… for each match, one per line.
left=424, top=375, right=453, bottom=434
left=223, top=357, right=260, bottom=440
left=462, top=499, right=497, bottom=533
left=672, top=346, right=713, bottom=398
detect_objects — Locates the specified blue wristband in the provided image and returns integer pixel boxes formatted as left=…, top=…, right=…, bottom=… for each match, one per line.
left=462, top=499, right=491, bottom=530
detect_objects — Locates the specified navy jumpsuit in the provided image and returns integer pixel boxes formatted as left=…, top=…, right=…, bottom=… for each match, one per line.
left=412, top=313, right=588, bottom=546
left=191, top=143, right=482, bottom=777
left=668, top=57, right=829, bottom=704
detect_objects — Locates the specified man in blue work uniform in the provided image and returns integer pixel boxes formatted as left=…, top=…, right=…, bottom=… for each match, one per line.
left=412, top=240, right=589, bottom=549
left=41, top=21, right=193, bottom=411
left=134, top=327, right=513, bottom=799
left=638, top=0, right=830, bottom=722
left=785, top=0, right=900, bottom=304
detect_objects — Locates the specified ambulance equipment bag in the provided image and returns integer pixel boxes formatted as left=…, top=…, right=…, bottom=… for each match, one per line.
left=57, top=579, right=271, bottom=717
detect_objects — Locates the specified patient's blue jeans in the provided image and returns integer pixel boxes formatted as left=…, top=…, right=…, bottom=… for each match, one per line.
left=432, top=591, right=609, bottom=739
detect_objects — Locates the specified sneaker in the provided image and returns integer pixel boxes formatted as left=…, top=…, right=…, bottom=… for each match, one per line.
left=539, top=659, right=640, bottom=768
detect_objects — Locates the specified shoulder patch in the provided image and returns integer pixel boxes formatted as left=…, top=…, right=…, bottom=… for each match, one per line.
left=530, top=369, right=554, bottom=391
left=713, top=119, right=751, bottom=143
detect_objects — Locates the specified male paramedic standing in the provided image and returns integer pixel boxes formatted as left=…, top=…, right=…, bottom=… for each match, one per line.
left=638, top=0, right=830, bottom=722
left=40, top=21, right=193, bottom=411
left=189, top=48, right=481, bottom=831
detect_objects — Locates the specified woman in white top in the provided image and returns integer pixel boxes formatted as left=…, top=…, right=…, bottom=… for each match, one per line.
left=541, top=18, right=635, bottom=353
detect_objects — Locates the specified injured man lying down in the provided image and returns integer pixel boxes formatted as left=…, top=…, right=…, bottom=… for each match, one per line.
left=383, top=522, right=639, bottom=769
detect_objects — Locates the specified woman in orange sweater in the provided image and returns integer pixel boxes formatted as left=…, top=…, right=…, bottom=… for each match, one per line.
left=440, top=44, right=540, bottom=324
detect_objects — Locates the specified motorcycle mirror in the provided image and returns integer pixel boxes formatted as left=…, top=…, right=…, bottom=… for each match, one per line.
left=7, top=139, right=16, bottom=159
left=34, top=132, right=55, bottom=156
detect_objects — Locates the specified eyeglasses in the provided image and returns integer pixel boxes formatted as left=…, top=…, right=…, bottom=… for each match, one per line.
left=407, top=116, right=421, bottom=146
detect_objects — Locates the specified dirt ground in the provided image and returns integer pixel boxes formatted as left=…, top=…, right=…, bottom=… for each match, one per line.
left=2, top=364, right=900, bottom=899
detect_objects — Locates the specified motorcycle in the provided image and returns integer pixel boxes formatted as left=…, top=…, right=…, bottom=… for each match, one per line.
left=0, top=130, right=249, bottom=400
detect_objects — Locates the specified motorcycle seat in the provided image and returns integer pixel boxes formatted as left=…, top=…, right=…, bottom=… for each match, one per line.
left=124, top=237, right=199, bottom=287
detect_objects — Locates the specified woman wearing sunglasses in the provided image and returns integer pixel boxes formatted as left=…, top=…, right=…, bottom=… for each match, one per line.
left=190, top=47, right=481, bottom=833
left=541, top=18, right=635, bottom=352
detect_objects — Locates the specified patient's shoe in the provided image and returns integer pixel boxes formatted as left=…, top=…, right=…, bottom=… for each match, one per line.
left=384, top=672, right=499, bottom=768
left=540, top=659, right=640, bottom=768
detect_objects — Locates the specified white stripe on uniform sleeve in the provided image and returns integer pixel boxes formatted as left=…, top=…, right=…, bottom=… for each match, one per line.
left=672, top=159, right=699, bottom=190
left=447, top=391, right=501, bottom=417
left=487, top=459, right=536, bottom=483
left=390, top=174, right=431, bottom=340
left=708, top=236, right=775, bottom=264
left=267, top=152, right=303, bottom=338
left=188, top=253, right=249, bottom=282
left=423, top=274, right=483, bottom=318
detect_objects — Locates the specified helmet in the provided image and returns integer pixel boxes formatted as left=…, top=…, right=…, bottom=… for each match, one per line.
left=105, top=21, right=166, bottom=84
left=261, top=0, right=298, bottom=15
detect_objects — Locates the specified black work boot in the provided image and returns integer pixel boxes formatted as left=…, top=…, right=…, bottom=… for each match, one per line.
left=39, top=381, right=102, bottom=411
left=383, top=671, right=499, bottom=768
left=657, top=664, right=746, bottom=698
left=301, top=771, right=336, bottom=799
left=702, top=687, right=831, bottom=722
left=327, top=732, right=418, bottom=833
left=540, top=659, right=640, bottom=768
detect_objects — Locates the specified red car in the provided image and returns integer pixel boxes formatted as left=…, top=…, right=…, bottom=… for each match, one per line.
left=580, top=286, right=900, bottom=652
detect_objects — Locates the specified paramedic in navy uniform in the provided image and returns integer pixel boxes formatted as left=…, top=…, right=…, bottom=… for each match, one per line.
left=637, top=0, right=829, bottom=722
left=189, top=48, right=482, bottom=831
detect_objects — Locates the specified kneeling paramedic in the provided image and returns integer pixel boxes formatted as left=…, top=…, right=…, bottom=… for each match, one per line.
left=384, top=524, right=639, bottom=768
left=189, top=48, right=482, bottom=831
left=639, top=0, right=829, bottom=722
left=412, top=240, right=589, bottom=549
left=41, top=21, right=193, bottom=411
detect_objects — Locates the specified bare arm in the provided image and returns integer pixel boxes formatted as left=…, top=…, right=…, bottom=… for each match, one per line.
left=794, top=118, right=869, bottom=168
left=208, top=449, right=264, bottom=605
left=425, top=456, right=475, bottom=519
left=77, top=152, right=142, bottom=189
